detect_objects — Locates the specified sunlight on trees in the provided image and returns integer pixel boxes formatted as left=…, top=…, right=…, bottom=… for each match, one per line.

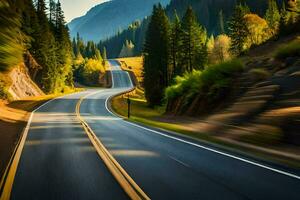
left=212, top=34, right=232, bottom=64
left=244, top=14, right=269, bottom=48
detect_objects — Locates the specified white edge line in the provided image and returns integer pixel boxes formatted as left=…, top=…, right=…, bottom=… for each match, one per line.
left=104, top=61, right=300, bottom=180
left=109, top=60, right=115, bottom=89
left=102, top=90, right=300, bottom=181
left=111, top=70, right=115, bottom=89
left=126, top=71, right=134, bottom=88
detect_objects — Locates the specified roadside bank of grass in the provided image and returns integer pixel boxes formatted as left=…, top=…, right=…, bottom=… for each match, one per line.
left=116, top=57, right=143, bottom=84
left=111, top=92, right=300, bottom=169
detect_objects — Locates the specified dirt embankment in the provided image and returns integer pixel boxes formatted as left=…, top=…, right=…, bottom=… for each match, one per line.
left=0, top=56, right=46, bottom=180
left=0, top=100, right=27, bottom=178
left=8, top=63, right=44, bottom=100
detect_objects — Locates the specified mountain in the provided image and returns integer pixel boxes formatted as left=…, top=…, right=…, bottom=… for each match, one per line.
left=68, top=0, right=170, bottom=41
left=98, top=0, right=284, bottom=58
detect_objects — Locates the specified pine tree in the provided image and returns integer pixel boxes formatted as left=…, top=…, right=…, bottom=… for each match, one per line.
left=95, top=49, right=103, bottom=62
left=102, top=47, right=107, bottom=60
left=180, top=6, right=207, bottom=72
left=143, top=4, right=171, bottom=106
left=53, top=0, right=73, bottom=89
left=228, top=4, right=250, bottom=56
left=49, top=0, right=56, bottom=26
left=119, top=40, right=135, bottom=58
left=76, top=32, right=85, bottom=56
left=33, top=0, right=59, bottom=93
left=279, top=1, right=295, bottom=35
left=170, top=10, right=182, bottom=78
left=265, top=0, right=280, bottom=36
left=72, top=38, right=79, bottom=57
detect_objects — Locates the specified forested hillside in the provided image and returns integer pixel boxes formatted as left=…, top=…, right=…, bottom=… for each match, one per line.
left=68, top=0, right=170, bottom=42
left=142, top=0, right=300, bottom=107
left=98, top=0, right=285, bottom=58
left=0, top=0, right=110, bottom=99
left=0, top=0, right=73, bottom=97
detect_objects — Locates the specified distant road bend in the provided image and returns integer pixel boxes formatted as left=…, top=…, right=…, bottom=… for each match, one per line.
left=1, top=60, right=300, bottom=200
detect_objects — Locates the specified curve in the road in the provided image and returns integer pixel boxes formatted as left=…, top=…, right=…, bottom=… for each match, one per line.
left=1, top=60, right=300, bottom=200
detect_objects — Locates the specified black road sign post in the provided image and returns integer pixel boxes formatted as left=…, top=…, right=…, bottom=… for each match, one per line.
left=127, top=94, right=131, bottom=119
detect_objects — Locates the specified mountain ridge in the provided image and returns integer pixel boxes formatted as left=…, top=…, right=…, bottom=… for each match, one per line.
left=68, top=0, right=170, bottom=41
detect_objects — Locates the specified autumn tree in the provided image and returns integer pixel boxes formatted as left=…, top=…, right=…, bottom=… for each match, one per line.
left=212, top=34, right=231, bottom=63
left=244, top=14, right=269, bottom=48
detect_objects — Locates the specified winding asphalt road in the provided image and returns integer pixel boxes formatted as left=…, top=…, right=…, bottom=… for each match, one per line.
left=7, top=60, right=300, bottom=199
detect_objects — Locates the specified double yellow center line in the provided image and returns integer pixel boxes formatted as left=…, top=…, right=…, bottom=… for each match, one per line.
left=76, top=92, right=150, bottom=200
left=0, top=91, right=150, bottom=200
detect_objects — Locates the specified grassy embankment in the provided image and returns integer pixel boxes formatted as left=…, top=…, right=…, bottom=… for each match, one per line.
left=116, top=57, right=143, bottom=85
left=112, top=58, right=245, bottom=143
left=111, top=39, right=300, bottom=168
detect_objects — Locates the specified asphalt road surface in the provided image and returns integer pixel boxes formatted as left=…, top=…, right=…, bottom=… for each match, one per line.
left=9, top=60, right=300, bottom=200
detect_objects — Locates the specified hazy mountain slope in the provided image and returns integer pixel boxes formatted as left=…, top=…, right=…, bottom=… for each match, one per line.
left=68, top=0, right=170, bottom=41
left=99, top=0, right=284, bottom=58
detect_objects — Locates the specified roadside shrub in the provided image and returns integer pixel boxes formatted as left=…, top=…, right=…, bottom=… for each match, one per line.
left=275, top=39, right=300, bottom=60
left=165, top=70, right=202, bottom=100
left=166, top=59, right=244, bottom=104
left=74, top=58, right=106, bottom=86
left=249, top=68, right=271, bottom=81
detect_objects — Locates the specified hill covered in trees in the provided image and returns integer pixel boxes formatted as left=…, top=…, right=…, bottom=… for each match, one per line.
left=0, top=0, right=73, bottom=97
left=98, top=0, right=285, bottom=58
left=142, top=0, right=300, bottom=108
left=0, top=0, right=110, bottom=100
left=68, top=0, right=170, bottom=42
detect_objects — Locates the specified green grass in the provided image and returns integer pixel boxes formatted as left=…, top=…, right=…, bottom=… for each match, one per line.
left=111, top=95, right=165, bottom=119
left=166, top=59, right=244, bottom=105
left=275, top=38, right=300, bottom=60
left=111, top=93, right=300, bottom=168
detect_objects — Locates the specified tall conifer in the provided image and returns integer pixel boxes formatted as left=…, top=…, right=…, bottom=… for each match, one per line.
left=228, top=4, right=250, bottom=56
left=181, top=6, right=207, bottom=72
left=170, top=11, right=182, bottom=78
left=143, top=4, right=171, bottom=106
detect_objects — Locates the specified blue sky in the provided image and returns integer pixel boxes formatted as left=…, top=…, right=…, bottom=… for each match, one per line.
left=60, top=0, right=109, bottom=22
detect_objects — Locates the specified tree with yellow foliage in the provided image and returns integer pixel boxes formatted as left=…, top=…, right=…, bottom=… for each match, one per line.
left=244, top=14, right=269, bottom=49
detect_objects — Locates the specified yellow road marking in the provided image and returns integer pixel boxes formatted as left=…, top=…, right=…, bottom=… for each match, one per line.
left=76, top=92, right=150, bottom=200
left=0, top=93, right=76, bottom=200
left=0, top=90, right=149, bottom=200
left=0, top=114, right=31, bottom=200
